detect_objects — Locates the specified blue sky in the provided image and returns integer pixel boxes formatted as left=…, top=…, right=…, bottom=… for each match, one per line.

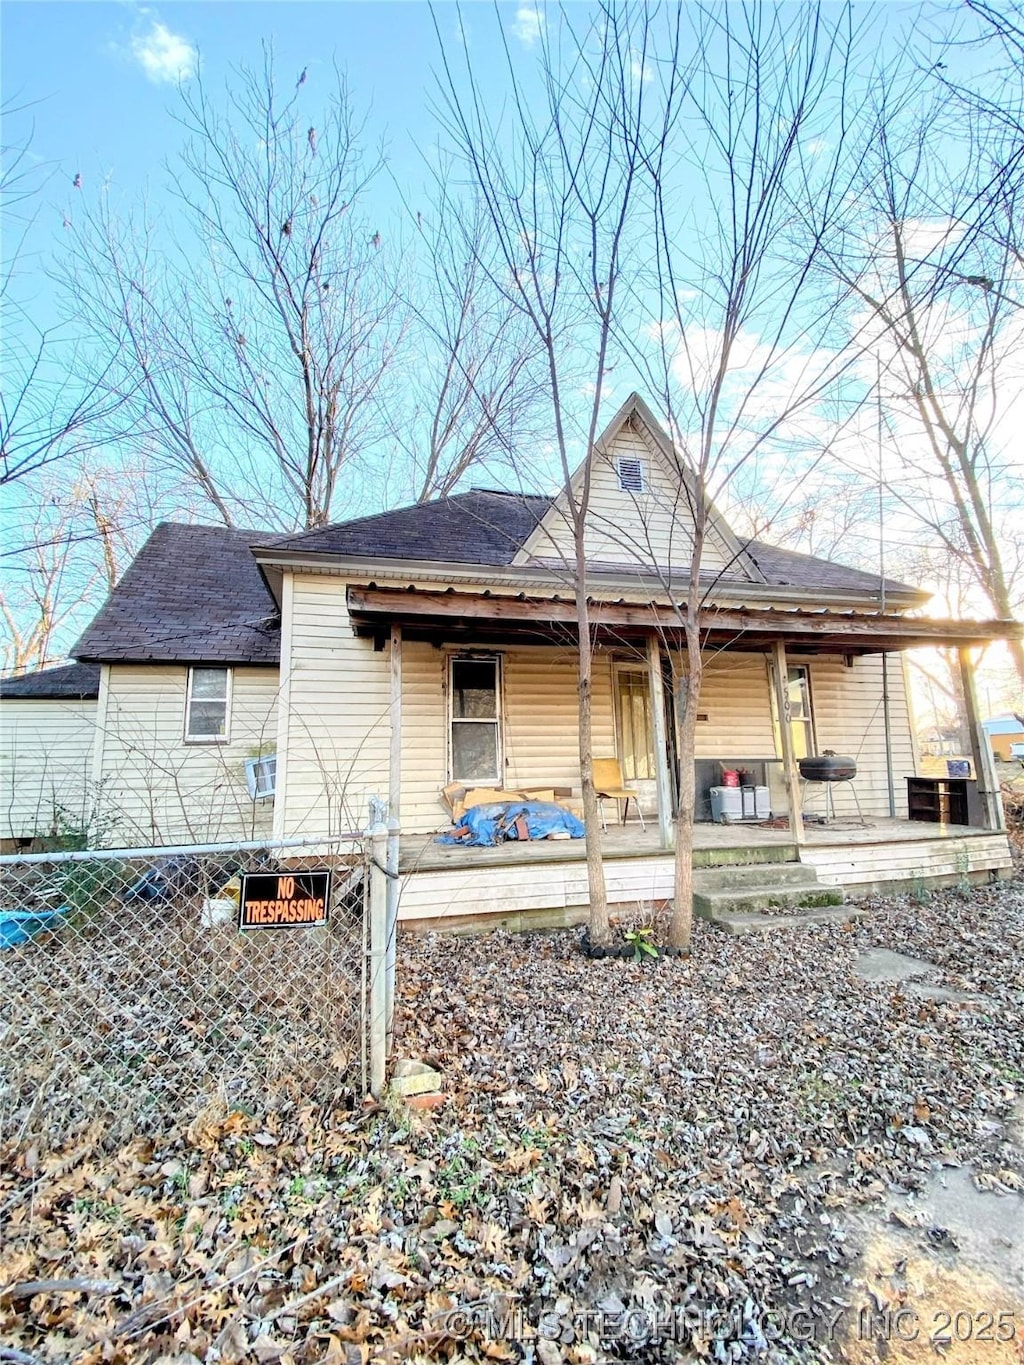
left=3, top=2, right=514, bottom=305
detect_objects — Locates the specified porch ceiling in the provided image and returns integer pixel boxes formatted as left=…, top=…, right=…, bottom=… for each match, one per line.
left=346, top=585, right=1022, bottom=655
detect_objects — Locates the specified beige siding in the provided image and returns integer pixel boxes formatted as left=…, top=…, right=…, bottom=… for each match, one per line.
left=522, top=424, right=740, bottom=574
left=400, top=643, right=447, bottom=831
left=396, top=853, right=676, bottom=924
left=277, top=575, right=390, bottom=838
left=800, top=832, right=1012, bottom=890
left=688, top=651, right=916, bottom=819
left=95, top=665, right=278, bottom=844
left=805, top=654, right=917, bottom=818
left=0, top=699, right=98, bottom=841
left=692, top=654, right=777, bottom=758
left=400, top=644, right=616, bottom=833
left=277, top=572, right=919, bottom=838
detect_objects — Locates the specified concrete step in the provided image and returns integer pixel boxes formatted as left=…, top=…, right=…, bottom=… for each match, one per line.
left=694, top=843, right=799, bottom=869
left=709, top=905, right=867, bottom=935
left=693, top=862, right=821, bottom=892
left=694, top=883, right=845, bottom=918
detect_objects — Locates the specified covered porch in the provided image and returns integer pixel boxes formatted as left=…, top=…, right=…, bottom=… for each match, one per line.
left=348, top=583, right=1017, bottom=927
left=353, top=584, right=1013, bottom=830
left=393, top=817, right=1013, bottom=931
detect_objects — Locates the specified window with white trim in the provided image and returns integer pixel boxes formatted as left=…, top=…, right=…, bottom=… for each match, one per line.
left=185, top=666, right=231, bottom=742
left=616, top=455, right=645, bottom=493
left=245, top=754, right=277, bottom=800
left=449, top=656, right=502, bottom=784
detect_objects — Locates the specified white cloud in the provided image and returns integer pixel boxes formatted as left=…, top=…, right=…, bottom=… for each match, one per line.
left=511, top=2, right=543, bottom=48
left=131, top=15, right=197, bottom=84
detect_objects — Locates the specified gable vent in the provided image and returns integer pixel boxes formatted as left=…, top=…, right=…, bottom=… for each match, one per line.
left=616, top=456, right=645, bottom=493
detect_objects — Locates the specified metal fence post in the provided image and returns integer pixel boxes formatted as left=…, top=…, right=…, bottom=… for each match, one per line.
left=385, top=815, right=400, bottom=1058
left=368, top=820, right=389, bottom=1097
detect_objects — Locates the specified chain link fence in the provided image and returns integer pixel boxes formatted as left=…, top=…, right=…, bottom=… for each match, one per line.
left=0, top=836, right=369, bottom=1151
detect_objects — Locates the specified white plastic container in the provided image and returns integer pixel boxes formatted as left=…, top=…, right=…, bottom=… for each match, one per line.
left=741, top=785, right=770, bottom=819
left=710, top=786, right=744, bottom=823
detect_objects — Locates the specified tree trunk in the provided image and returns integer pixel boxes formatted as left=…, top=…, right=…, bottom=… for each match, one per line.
left=669, top=614, right=703, bottom=953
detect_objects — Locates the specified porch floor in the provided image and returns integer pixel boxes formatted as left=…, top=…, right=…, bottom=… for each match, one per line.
left=398, top=816, right=990, bottom=874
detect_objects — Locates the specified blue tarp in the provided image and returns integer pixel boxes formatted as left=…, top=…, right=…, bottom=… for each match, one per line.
left=438, top=800, right=586, bottom=848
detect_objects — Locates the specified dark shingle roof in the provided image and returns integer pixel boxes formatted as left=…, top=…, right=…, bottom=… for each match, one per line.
left=265, top=489, right=923, bottom=598
left=73, top=524, right=281, bottom=665
left=266, top=490, right=552, bottom=565
left=0, top=662, right=101, bottom=700
left=742, top=541, right=920, bottom=598
left=66, top=503, right=924, bottom=670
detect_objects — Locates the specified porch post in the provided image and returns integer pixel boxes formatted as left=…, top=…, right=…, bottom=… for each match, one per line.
left=958, top=646, right=1005, bottom=831
left=647, top=632, right=674, bottom=850
left=385, top=624, right=402, bottom=1055
left=771, top=640, right=805, bottom=845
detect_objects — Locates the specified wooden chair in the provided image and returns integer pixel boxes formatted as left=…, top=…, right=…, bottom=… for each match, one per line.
left=592, top=757, right=646, bottom=831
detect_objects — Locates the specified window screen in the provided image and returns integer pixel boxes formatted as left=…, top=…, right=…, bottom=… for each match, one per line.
left=450, top=658, right=501, bottom=783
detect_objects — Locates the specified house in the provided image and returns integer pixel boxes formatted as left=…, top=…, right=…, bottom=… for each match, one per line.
left=70, top=525, right=282, bottom=845
left=248, top=394, right=1016, bottom=924
left=2, top=394, right=1018, bottom=922
left=983, top=715, right=1024, bottom=762
left=0, top=663, right=101, bottom=848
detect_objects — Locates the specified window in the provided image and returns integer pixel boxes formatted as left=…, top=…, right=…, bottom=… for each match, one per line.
left=616, top=455, right=645, bottom=493
left=185, top=666, right=231, bottom=742
left=770, top=664, right=815, bottom=760
left=615, top=666, right=654, bottom=780
left=244, top=754, right=277, bottom=800
left=449, top=657, right=501, bottom=784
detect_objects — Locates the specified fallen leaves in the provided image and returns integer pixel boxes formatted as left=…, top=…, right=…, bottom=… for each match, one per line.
left=2, top=872, right=1023, bottom=1362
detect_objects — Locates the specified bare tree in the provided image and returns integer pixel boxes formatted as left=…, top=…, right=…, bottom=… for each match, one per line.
left=0, top=467, right=137, bottom=673
left=1, top=104, right=122, bottom=490
left=434, top=2, right=685, bottom=945
left=630, top=1, right=867, bottom=951
left=384, top=180, right=548, bottom=503
left=62, top=51, right=402, bottom=529
left=820, top=106, right=1024, bottom=686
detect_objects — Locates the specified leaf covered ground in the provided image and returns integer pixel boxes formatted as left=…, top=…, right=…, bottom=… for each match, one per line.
left=2, top=872, right=1023, bottom=1364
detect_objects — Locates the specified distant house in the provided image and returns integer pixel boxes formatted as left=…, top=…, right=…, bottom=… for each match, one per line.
left=2, top=394, right=1019, bottom=919
left=0, top=663, right=100, bottom=847
left=918, top=724, right=962, bottom=758
left=983, top=715, right=1024, bottom=762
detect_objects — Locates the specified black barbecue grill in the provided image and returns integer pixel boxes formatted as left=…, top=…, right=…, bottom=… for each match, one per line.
left=797, top=753, right=862, bottom=823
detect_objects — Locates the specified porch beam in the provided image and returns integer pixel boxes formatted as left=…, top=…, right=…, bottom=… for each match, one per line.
left=647, top=633, right=674, bottom=850
left=347, top=585, right=1020, bottom=651
left=771, top=640, right=805, bottom=846
left=958, top=646, right=1005, bottom=831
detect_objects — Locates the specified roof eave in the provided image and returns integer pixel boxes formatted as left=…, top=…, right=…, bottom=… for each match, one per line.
left=252, top=546, right=926, bottom=610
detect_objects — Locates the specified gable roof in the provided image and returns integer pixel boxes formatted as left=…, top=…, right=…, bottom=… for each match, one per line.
left=259, top=489, right=920, bottom=599
left=0, top=662, right=101, bottom=700
left=74, top=523, right=281, bottom=665
left=514, top=393, right=765, bottom=582
left=267, top=490, right=551, bottom=566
